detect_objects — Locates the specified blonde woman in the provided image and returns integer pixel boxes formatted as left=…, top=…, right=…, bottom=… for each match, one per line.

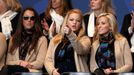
left=90, top=13, right=133, bottom=75
left=84, top=0, right=115, bottom=38
left=45, top=9, right=91, bottom=75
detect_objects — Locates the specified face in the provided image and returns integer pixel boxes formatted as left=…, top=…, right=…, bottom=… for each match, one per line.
left=97, top=16, right=111, bottom=35
left=52, top=0, right=62, bottom=9
left=67, top=13, right=81, bottom=32
left=131, top=0, right=134, bottom=6
left=23, top=10, right=35, bottom=29
left=89, top=0, right=103, bottom=11
left=0, top=0, right=8, bottom=14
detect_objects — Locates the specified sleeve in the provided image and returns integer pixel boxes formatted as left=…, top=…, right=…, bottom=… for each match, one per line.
left=113, top=38, right=133, bottom=72
left=6, top=37, right=20, bottom=65
left=67, top=32, right=91, bottom=55
left=44, top=38, right=56, bottom=75
left=30, top=36, right=48, bottom=69
left=0, top=33, right=7, bottom=60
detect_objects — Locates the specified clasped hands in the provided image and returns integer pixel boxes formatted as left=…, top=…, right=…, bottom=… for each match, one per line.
left=19, top=60, right=33, bottom=69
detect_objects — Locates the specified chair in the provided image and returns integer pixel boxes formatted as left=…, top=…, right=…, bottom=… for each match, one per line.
left=61, top=72, right=95, bottom=75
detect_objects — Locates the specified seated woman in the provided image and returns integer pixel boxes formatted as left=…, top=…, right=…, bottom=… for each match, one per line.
left=3, top=7, right=48, bottom=74
left=45, top=9, right=91, bottom=75
left=0, top=33, right=7, bottom=70
left=90, top=13, right=133, bottom=75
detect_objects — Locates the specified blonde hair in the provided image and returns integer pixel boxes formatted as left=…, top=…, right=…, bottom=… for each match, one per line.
left=89, top=0, right=115, bottom=15
left=101, top=0, right=115, bottom=14
left=94, top=13, right=123, bottom=42
left=53, top=9, right=86, bottom=43
left=3, top=0, right=22, bottom=12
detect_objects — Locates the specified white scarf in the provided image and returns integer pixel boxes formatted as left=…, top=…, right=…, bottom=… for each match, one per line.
left=50, top=9, right=64, bottom=33
left=131, top=34, right=134, bottom=52
left=128, top=26, right=134, bottom=52
left=87, top=12, right=95, bottom=37
left=0, top=10, right=17, bottom=40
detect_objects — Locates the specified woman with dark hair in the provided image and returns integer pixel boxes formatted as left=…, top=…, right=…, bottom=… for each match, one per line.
left=1, top=7, right=48, bottom=74
left=40, top=0, right=72, bottom=41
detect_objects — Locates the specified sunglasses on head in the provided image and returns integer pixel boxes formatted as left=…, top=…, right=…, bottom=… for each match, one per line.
left=23, top=16, right=35, bottom=21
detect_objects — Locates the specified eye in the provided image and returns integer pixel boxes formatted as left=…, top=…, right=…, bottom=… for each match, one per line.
left=77, top=20, right=81, bottom=22
left=69, top=18, right=74, bottom=21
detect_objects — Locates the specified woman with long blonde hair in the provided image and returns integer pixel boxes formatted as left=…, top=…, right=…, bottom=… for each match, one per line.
left=90, top=13, right=132, bottom=75
left=45, top=9, right=91, bottom=75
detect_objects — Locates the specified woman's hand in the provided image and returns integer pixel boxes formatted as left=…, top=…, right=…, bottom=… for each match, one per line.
left=104, top=68, right=113, bottom=75
left=19, top=60, right=33, bottom=68
left=49, top=21, right=56, bottom=35
left=64, top=26, right=72, bottom=35
left=41, top=18, right=49, bottom=32
left=52, top=68, right=60, bottom=75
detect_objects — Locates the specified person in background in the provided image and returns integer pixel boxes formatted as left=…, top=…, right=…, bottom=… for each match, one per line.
left=0, top=0, right=22, bottom=71
left=1, top=7, right=48, bottom=75
left=45, top=9, right=91, bottom=75
left=120, top=0, right=134, bottom=72
left=0, top=33, right=7, bottom=70
left=40, top=0, right=72, bottom=41
left=0, top=0, right=22, bottom=40
left=84, top=0, right=115, bottom=38
left=90, top=13, right=133, bottom=75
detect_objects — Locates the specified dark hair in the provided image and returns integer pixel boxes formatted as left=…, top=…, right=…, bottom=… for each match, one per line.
left=9, top=7, right=43, bottom=54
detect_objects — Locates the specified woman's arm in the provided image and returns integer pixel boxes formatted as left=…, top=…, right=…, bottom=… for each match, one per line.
left=67, top=32, right=91, bottom=55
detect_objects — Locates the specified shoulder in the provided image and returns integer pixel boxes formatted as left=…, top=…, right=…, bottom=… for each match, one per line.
left=84, top=13, right=90, bottom=18
left=81, top=35, right=90, bottom=40
left=115, top=36, right=128, bottom=44
left=38, top=36, right=47, bottom=41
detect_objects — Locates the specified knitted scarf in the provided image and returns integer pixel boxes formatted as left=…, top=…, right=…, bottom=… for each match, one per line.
left=96, top=32, right=116, bottom=69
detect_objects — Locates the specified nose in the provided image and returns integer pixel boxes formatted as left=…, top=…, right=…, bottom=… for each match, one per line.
left=73, top=20, right=77, bottom=24
left=27, top=18, right=31, bottom=21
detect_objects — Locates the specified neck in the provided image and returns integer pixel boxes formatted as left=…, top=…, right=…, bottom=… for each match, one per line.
left=0, top=9, right=8, bottom=15
left=94, top=9, right=103, bottom=17
left=54, top=8, right=60, bottom=14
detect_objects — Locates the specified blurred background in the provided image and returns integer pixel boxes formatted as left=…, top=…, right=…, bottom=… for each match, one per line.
left=19, top=0, right=134, bottom=31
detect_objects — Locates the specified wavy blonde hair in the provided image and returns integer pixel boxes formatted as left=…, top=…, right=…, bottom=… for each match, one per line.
left=101, top=0, right=115, bottom=15
left=3, top=0, right=22, bottom=12
left=53, top=9, right=86, bottom=44
left=93, top=13, right=123, bottom=42
left=88, top=0, right=115, bottom=15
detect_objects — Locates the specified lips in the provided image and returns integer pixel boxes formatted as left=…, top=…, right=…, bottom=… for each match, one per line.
left=72, top=25, right=76, bottom=28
